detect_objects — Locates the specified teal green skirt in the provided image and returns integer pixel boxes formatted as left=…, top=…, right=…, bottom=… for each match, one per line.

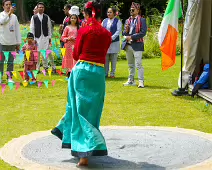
left=51, top=61, right=107, bottom=158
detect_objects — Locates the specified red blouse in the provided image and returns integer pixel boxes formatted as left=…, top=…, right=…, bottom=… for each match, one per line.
left=73, top=18, right=112, bottom=64
left=22, top=43, right=37, bottom=62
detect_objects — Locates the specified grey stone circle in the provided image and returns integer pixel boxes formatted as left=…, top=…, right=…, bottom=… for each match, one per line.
left=22, top=129, right=212, bottom=170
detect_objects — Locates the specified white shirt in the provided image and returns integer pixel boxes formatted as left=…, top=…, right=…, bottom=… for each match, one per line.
left=102, top=18, right=122, bottom=54
left=129, top=16, right=138, bottom=34
left=106, top=18, right=114, bottom=30
left=37, top=13, right=43, bottom=21
left=0, top=11, right=21, bottom=45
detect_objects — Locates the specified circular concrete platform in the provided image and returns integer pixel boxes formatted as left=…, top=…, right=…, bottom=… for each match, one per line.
left=1, top=127, right=212, bottom=170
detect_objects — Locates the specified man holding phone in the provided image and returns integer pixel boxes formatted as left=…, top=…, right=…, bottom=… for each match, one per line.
left=12, top=2, right=16, bottom=12
left=0, top=0, right=21, bottom=83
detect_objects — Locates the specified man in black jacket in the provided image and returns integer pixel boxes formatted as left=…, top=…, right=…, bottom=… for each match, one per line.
left=122, top=2, right=147, bottom=88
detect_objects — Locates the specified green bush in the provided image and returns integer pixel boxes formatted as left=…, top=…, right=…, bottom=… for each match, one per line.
left=54, top=55, right=62, bottom=66
left=147, top=8, right=163, bottom=27
left=177, top=23, right=183, bottom=56
left=66, top=0, right=88, bottom=10
left=118, top=50, right=126, bottom=60
left=143, top=27, right=161, bottom=59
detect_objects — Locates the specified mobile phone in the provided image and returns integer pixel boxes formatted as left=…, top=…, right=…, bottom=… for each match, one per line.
left=12, top=3, right=16, bottom=8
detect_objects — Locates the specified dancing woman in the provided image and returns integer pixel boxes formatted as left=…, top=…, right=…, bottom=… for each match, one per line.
left=51, top=0, right=112, bottom=166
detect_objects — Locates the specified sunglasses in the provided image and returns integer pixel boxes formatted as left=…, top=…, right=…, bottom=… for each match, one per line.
left=130, top=9, right=135, bottom=12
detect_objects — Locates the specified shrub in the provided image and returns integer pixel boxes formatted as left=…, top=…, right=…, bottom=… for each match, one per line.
left=143, top=27, right=161, bottom=59
left=147, top=8, right=163, bottom=27
left=54, top=54, right=62, bottom=66
left=118, top=50, right=126, bottom=60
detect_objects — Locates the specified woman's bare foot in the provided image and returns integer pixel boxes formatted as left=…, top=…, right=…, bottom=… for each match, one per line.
left=77, top=158, right=88, bottom=166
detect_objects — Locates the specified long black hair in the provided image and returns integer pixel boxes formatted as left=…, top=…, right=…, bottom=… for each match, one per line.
left=108, top=7, right=117, bottom=15
left=68, top=14, right=80, bottom=30
left=84, top=0, right=108, bottom=20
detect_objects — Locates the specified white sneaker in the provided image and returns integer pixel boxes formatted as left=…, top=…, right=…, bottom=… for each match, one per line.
left=123, top=80, right=136, bottom=86
left=138, top=80, right=144, bottom=88
left=8, top=79, right=14, bottom=83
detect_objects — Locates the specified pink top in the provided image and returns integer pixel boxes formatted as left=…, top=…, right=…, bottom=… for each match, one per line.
left=22, top=43, right=38, bottom=63
left=61, top=25, right=78, bottom=47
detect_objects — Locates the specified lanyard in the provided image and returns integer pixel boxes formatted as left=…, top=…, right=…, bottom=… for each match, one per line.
left=129, top=18, right=136, bottom=34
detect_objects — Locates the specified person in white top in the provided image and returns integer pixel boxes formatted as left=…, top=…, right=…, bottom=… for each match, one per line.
left=0, top=0, right=21, bottom=83
left=30, top=2, right=56, bottom=73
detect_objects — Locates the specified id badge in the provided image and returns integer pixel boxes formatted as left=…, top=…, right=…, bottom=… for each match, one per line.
left=9, top=25, right=14, bottom=32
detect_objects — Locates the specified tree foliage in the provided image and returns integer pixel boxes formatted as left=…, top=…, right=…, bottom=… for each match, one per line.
left=16, top=0, right=67, bottom=23
left=16, top=0, right=178, bottom=23
left=67, top=0, right=88, bottom=10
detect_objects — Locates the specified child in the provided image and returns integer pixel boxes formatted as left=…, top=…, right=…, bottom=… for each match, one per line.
left=22, top=32, right=37, bottom=82
left=61, top=13, right=79, bottom=76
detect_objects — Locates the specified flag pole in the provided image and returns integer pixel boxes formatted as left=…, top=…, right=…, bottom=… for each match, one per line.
left=180, top=0, right=184, bottom=89
left=172, top=0, right=189, bottom=96
left=209, top=1, right=212, bottom=89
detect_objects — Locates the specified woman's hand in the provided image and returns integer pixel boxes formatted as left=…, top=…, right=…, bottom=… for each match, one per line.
left=68, top=36, right=76, bottom=41
left=8, top=7, right=15, bottom=16
left=125, top=24, right=130, bottom=33
left=126, top=36, right=132, bottom=41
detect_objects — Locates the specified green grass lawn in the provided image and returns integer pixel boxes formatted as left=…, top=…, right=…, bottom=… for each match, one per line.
left=0, top=57, right=212, bottom=169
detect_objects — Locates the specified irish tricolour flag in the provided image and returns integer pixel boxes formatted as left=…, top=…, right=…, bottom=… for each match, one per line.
left=158, top=0, right=182, bottom=71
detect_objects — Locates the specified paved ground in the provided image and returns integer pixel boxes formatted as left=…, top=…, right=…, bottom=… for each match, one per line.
left=1, top=127, right=212, bottom=170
